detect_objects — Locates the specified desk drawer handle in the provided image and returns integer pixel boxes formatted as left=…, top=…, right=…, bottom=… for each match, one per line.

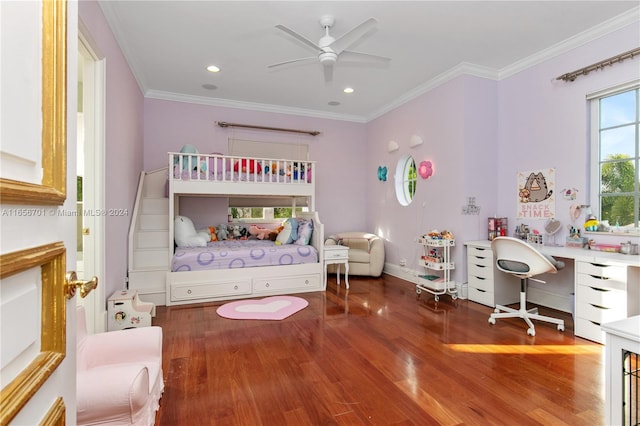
left=234, top=285, right=238, bottom=290
left=590, top=287, right=611, bottom=292
left=474, top=276, right=486, bottom=281
left=589, top=303, right=609, bottom=310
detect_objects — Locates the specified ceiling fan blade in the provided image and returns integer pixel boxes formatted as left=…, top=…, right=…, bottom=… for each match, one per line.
left=323, top=64, right=334, bottom=82
left=339, top=50, right=391, bottom=63
left=330, top=17, right=378, bottom=54
left=275, top=24, right=321, bottom=52
left=267, top=56, right=317, bottom=69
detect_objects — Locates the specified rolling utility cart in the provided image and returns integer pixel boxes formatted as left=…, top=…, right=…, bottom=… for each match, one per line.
left=416, top=235, right=457, bottom=302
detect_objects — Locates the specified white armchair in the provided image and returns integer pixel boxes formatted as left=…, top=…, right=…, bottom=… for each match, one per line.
left=325, top=232, right=385, bottom=277
left=76, top=306, right=164, bottom=425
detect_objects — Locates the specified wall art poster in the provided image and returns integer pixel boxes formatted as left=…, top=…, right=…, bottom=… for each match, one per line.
left=517, top=168, right=555, bottom=219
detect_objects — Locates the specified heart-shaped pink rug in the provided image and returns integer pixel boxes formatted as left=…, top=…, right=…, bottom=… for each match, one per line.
left=216, top=296, right=309, bottom=320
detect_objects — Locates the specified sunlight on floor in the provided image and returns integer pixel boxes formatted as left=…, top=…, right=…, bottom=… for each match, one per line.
left=447, top=344, right=602, bottom=355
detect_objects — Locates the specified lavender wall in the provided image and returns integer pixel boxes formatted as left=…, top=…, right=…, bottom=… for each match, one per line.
left=497, top=22, right=640, bottom=246
left=365, top=75, right=499, bottom=283
left=79, top=2, right=144, bottom=299
left=143, top=99, right=368, bottom=234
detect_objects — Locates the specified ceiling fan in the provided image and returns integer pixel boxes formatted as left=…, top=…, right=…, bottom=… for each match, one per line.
left=268, top=15, right=390, bottom=82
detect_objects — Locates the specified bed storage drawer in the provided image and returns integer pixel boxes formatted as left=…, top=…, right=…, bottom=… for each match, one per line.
left=254, top=274, right=320, bottom=293
left=171, top=279, right=251, bottom=301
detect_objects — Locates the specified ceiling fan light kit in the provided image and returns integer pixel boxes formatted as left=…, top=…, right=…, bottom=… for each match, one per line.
left=269, top=14, right=390, bottom=82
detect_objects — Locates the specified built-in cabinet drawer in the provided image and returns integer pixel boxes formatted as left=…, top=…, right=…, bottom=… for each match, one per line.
left=171, top=279, right=251, bottom=301
left=253, top=274, right=321, bottom=293
left=574, top=261, right=628, bottom=344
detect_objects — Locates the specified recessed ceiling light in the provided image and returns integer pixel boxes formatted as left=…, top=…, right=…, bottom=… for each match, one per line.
left=343, top=87, right=355, bottom=94
left=328, top=101, right=340, bottom=106
left=206, top=65, right=220, bottom=73
left=202, top=84, right=217, bottom=90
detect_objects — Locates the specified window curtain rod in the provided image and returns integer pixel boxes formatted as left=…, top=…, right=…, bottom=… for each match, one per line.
left=216, top=121, right=320, bottom=136
left=556, top=47, right=640, bottom=82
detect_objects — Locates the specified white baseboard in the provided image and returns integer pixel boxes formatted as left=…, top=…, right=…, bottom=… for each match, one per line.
left=383, top=263, right=419, bottom=284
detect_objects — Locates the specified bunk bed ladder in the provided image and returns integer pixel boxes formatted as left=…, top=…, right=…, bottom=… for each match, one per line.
left=127, top=167, right=170, bottom=306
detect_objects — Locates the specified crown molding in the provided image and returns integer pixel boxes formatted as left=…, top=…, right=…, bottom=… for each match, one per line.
left=498, top=6, right=640, bottom=80
left=98, top=1, right=150, bottom=95
left=366, top=62, right=499, bottom=121
left=145, top=90, right=368, bottom=123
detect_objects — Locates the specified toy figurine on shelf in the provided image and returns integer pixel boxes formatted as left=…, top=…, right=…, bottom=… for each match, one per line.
left=584, top=215, right=599, bottom=232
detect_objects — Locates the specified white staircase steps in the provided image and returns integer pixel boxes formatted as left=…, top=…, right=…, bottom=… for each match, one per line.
left=128, top=168, right=170, bottom=306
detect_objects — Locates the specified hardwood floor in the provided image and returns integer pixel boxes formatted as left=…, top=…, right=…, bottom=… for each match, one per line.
left=153, top=274, right=604, bottom=425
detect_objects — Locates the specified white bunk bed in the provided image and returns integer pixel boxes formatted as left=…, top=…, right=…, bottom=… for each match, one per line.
left=166, top=152, right=324, bottom=306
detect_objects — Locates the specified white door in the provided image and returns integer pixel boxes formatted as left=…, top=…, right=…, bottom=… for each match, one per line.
left=77, top=34, right=107, bottom=333
left=0, top=1, right=80, bottom=424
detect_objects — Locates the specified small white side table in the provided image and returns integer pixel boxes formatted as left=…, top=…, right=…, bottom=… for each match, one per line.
left=324, top=245, right=350, bottom=289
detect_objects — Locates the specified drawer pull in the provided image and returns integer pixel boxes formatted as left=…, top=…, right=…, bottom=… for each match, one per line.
left=589, top=320, right=602, bottom=326
left=187, top=289, right=192, bottom=294
left=474, top=256, right=487, bottom=261
left=265, top=283, right=270, bottom=288
left=590, top=287, right=611, bottom=292
left=589, top=274, right=609, bottom=280
left=589, top=303, right=609, bottom=310
left=305, top=280, right=309, bottom=284
left=474, top=276, right=486, bottom=281
left=475, top=288, right=487, bottom=293
left=234, top=285, right=238, bottom=290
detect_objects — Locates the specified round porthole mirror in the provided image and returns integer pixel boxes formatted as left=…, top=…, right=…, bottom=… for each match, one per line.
left=394, top=155, right=417, bottom=206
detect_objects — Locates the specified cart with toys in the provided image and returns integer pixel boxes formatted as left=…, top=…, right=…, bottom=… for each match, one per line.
left=416, top=230, right=457, bottom=302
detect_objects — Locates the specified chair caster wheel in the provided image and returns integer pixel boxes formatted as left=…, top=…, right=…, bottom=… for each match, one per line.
left=451, top=295, right=458, bottom=300
left=527, top=328, right=536, bottom=336
left=558, top=324, right=565, bottom=331
left=434, top=295, right=439, bottom=302
left=488, top=317, right=496, bottom=325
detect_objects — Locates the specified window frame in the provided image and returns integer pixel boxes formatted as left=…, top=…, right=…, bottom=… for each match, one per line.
left=588, top=80, right=640, bottom=231
left=394, top=154, right=417, bottom=206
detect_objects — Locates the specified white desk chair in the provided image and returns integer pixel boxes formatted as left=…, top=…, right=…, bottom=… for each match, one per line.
left=488, top=237, right=565, bottom=336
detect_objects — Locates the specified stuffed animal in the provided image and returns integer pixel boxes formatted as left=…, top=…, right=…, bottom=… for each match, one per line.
left=216, top=224, right=229, bottom=240
left=208, top=226, right=218, bottom=242
left=249, top=225, right=273, bottom=240
left=275, top=218, right=298, bottom=245
left=174, top=216, right=209, bottom=247
left=233, top=159, right=262, bottom=174
left=176, top=144, right=207, bottom=172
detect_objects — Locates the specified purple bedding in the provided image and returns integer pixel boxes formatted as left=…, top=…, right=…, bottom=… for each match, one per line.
left=172, top=239, right=318, bottom=272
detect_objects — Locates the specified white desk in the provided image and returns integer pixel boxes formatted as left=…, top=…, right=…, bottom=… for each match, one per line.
left=465, top=240, right=640, bottom=343
left=324, top=245, right=350, bottom=289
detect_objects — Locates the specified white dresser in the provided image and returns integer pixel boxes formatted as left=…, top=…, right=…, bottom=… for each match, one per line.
left=465, top=241, right=519, bottom=307
left=575, top=261, right=628, bottom=344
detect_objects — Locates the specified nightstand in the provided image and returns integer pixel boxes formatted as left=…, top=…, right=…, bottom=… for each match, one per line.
left=324, top=245, right=350, bottom=288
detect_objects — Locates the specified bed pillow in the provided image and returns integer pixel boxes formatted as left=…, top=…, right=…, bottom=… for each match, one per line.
left=276, top=218, right=298, bottom=245
left=294, top=219, right=313, bottom=245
